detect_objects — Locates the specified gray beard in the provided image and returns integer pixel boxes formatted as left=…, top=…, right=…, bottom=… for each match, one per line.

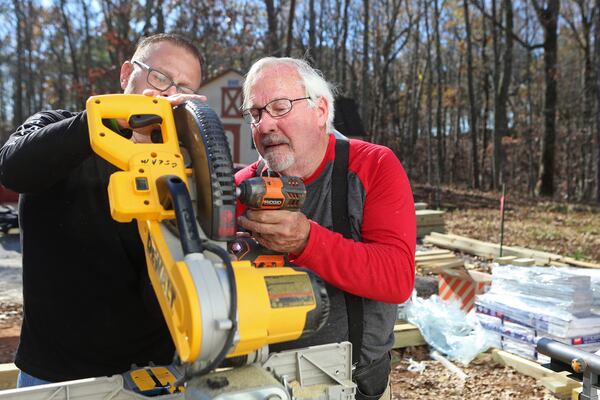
left=257, top=134, right=295, bottom=172
left=264, top=151, right=295, bottom=172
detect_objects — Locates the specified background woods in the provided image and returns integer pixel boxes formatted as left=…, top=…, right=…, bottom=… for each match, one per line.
left=1, top=0, right=600, bottom=203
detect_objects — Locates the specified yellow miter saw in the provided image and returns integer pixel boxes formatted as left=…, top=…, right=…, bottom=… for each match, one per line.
left=82, top=94, right=354, bottom=399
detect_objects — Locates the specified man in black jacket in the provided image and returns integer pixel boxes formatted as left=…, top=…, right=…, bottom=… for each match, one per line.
left=0, top=33, right=206, bottom=386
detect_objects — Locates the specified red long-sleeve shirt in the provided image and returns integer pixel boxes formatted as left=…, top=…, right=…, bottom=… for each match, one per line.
left=235, top=134, right=415, bottom=304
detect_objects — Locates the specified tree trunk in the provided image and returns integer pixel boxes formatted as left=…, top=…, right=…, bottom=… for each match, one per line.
left=155, top=0, right=165, bottom=33
left=142, top=0, right=154, bottom=35
left=12, top=0, right=24, bottom=126
left=25, top=0, right=34, bottom=116
left=534, top=0, right=560, bottom=197
left=481, top=12, right=490, bottom=189
left=264, top=0, right=279, bottom=56
left=433, top=0, right=444, bottom=185
left=285, top=0, right=296, bottom=56
left=308, top=0, right=316, bottom=62
left=491, top=0, right=500, bottom=189
left=407, top=17, right=422, bottom=170
left=361, top=0, right=370, bottom=128
left=493, top=0, right=513, bottom=189
left=80, top=0, right=93, bottom=94
left=425, top=0, right=433, bottom=185
left=60, top=0, right=84, bottom=107
left=463, top=0, right=479, bottom=189
left=526, top=45, right=536, bottom=194
left=341, top=0, right=350, bottom=89
left=595, top=0, right=600, bottom=202
left=580, top=0, right=593, bottom=200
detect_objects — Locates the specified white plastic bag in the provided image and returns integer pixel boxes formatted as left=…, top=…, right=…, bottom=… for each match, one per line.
left=406, top=294, right=492, bottom=364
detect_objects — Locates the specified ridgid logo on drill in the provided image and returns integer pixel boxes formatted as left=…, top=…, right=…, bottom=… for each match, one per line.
left=262, top=198, right=283, bottom=207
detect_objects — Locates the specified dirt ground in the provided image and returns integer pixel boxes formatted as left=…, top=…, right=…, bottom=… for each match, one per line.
left=391, top=347, right=559, bottom=400
left=413, top=183, right=600, bottom=263
left=1, top=185, right=597, bottom=398
left=0, top=302, right=20, bottom=365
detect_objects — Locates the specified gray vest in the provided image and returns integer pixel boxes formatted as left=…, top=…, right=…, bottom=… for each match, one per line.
left=268, top=155, right=397, bottom=366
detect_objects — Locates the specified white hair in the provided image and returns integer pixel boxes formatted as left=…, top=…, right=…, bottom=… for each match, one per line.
left=243, top=57, right=336, bottom=132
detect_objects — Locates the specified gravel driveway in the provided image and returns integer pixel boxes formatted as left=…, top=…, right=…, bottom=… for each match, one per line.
left=0, top=233, right=22, bottom=306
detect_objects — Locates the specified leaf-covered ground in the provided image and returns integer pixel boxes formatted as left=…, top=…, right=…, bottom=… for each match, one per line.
left=391, top=348, right=559, bottom=400
left=414, top=183, right=600, bottom=263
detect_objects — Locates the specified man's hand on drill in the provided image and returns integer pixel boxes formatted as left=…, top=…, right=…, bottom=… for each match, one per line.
left=237, top=210, right=311, bottom=255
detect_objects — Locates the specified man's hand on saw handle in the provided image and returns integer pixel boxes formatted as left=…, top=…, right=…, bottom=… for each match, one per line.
left=145, top=89, right=207, bottom=106
left=237, top=209, right=311, bottom=256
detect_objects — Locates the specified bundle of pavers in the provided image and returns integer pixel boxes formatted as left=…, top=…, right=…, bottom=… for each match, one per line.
left=475, top=264, right=600, bottom=362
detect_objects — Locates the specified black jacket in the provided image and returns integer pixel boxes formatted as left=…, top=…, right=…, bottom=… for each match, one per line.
left=0, top=110, right=174, bottom=382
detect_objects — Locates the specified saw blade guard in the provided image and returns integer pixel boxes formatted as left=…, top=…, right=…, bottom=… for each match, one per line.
left=173, top=101, right=236, bottom=241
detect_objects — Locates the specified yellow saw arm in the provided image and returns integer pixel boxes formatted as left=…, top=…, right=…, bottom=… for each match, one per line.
left=86, top=95, right=329, bottom=374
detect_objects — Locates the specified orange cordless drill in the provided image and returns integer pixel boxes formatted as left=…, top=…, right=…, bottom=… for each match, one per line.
left=230, top=176, right=306, bottom=267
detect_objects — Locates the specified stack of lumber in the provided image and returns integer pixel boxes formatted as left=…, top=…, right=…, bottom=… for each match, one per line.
left=416, top=210, right=446, bottom=238
left=415, top=249, right=463, bottom=272
left=422, top=232, right=600, bottom=269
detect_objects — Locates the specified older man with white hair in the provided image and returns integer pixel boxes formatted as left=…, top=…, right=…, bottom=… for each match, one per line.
left=236, top=57, right=416, bottom=400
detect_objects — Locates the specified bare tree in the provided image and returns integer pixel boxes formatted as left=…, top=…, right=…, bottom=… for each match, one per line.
left=371, top=0, right=412, bottom=142
left=265, top=0, right=280, bottom=56
left=406, top=5, right=423, bottom=170
left=285, top=0, right=296, bottom=56
left=308, top=0, right=316, bottom=61
left=361, top=0, right=370, bottom=127
left=533, top=0, right=560, bottom=197
left=595, top=0, right=600, bottom=202
left=424, top=0, right=434, bottom=185
left=480, top=7, right=491, bottom=188
left=12, top=0, right=24, bottom=126
left=492, top=0, right=513, bottom=190
left=433, top=0, right=444, bottom=185
left=563, top=0, right=594, bottom=199
left=464, top=0, right=479, bottom=189
left=59, top=0, right=84, bottom=107
left=341, top=0, right=350, bottom=89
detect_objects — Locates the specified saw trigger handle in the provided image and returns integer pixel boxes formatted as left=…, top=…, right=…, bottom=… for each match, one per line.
left=128, top=114, right=163, bottom=129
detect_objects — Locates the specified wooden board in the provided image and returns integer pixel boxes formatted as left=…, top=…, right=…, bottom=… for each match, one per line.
left=414, top=202, right=429, bottom=211
left=416, top=249, right=454, bottom=257
left=423, top=233, right=566, bottom=266
left=418, top=259, right=464, bottom=273
left=426, top=232, right=600, bottom=268
left=417, top=254, right=457, bottom=261
left=416, top=210, right=446, bottom=226
left=0, top=363, right=18, bottom=390
left=490, top=349, right=581, bottom=395
left=561, top=257, right=600, bottom=269
left=417, top=227, right=446, bottom=238
left=415, top=248, right=462, bottom=269
left=393, top=323, right=426, bottom=349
